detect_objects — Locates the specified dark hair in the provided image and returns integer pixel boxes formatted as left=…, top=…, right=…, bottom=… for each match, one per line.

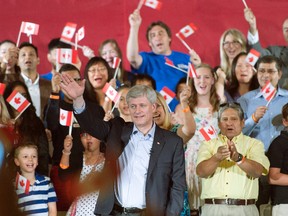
left=48, top=38, right=71, bottom=52
left=19, top=42, right=38, bottom=57
left=256, top=55, right=282, bottom=72
left=131, top=74, right=156, bottom=90
left=282, top=103, right=288, bottom=119
left=146, top=21, right=172, bottom=42
left=175, top=77, right=187, bottom=95
left=83, top=57, right=113, bottom=103
left=227, top=52, right=259, bottom=99
left=0, top=39, right=16, bottom=47
left=59, top=63, right=80, bottom=75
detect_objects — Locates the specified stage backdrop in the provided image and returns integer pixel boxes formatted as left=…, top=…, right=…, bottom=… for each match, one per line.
left=0, top=0, right=287, bottom=75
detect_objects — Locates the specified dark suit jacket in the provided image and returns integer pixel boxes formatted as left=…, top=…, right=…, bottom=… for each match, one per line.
left=75, top=101, right=186, bottom=216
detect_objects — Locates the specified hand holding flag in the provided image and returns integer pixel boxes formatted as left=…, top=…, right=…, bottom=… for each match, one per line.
left=15, top=172, right=30, bottom=195
left=176, top=23, right=197, bottom=51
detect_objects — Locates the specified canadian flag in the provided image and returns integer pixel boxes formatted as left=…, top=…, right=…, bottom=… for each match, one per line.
left=199, top=125, right=217, bottom=141
left=59, top=108, right=73, bottom=126
left=245, top=49, right=261, bottom=66
left=112, top=57, right=121, bottom=69
left=160, top=86, right=176, bottom=104
left=15, top=172, right=30, bottom=195
left=144, top=0, right=162, bottom=10
left=164, top=57, right=175, bottom=67
left=6, top=90, right=30, bottom=113
left=102, top=83, right=120, bottom=103
left=188, top=63, right=197, bottom=78
left=56, top=48, right=78, bottom=64
left=177, top=23, right=197, bottom=40
left=0, top=83, right=6, bottom=95
left=77, top=26, right=85, bottom=41
left=261, top=82, right=276, bottom=102
left=20, top=21, right=39, bottom=35
left=60, top=22, right=77, bottom=42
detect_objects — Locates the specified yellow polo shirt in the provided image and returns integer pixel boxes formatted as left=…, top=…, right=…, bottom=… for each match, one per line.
left=197, top=133, right=270, bottom=200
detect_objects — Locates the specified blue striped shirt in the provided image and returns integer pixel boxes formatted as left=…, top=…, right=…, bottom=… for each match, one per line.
left=16, top=173, right=57, bottom=216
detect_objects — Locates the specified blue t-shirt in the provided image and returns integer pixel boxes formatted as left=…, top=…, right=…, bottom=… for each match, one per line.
left=40, top=72, right=53, bottom=81
left=132, top=51, right=190, bottom=111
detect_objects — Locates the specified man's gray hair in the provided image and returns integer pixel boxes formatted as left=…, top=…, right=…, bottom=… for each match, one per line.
left=218, top=102, right=244, bottom=121
left=126, top=85, right=157, bottom=104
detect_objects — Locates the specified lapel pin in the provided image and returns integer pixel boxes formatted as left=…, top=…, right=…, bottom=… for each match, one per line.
left=157, top=142, right=160, bottom=145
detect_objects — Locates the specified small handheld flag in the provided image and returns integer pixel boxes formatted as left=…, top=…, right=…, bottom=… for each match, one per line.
left=199, top=125, right=217, bottom=141
left=59, top=108, right=73, bottom=126
left=261, top=82, right=276, bottom=104
left=60, top=22, right=77, bottom=43
left=245, top=49, right=261, bottom=67
left=102, top=83, right=120, bottom=103
left=144, top=0, right=162, bottom=10
left=0, top=83, right=6, bottom=95
left=159, top=86, right=176, bottom=105
left=15, top=172, right=30, bottom=195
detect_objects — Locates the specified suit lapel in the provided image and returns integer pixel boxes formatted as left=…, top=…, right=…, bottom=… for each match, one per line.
left=147, top=126, right=165, bottom=180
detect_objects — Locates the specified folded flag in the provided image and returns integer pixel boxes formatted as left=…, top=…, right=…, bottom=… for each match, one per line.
left=177, top=23, right=197, bottom=40
left=0, top=83, right=6, bottom=95
left=20, top=21, right=39, bottom=36
left=6, top=90, right=30, bottom=113
left=59, top=108, right=73, bottom=126
left=199, top=125, right=217, bottom=141
left=188, top=63, right=197, bottom=78
left=102, top=83, right=120, bottom=103
left=144, top=0, right=162, bottom=10
left=160, top=86, right=176, bottom=104
left=77, top=26, right=85, bottom=42
left=245, top=49, right=261, bottom=66
left=261, top=82, right=276, bottom=102
left=60, top=22, right=77, bottom=43
left=56, top=48, right=78, bottom=64
left=112, top=57, right=121, bottom=69
left=15, top=172, right=30, bottom=195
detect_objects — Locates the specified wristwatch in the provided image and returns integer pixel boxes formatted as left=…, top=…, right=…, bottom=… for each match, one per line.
left=235, top=153, right=243, bottom=162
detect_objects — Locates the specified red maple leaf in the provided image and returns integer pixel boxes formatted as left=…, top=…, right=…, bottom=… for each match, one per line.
left=20, top=179, right=25, bottom=187
left=248, top=57, right=254, bottom=62
left=163, top=95, right=167, bottom=100
left=66, top=30, right=71, bottom=35
left=14, top=97, right=21, bottom=104
left=27, top=25, right=32, bottom=31
left=184, top=28, right=190, bottom=34
left=79, top=32, right=83, bottom=36
left=207, top=129, right=214, bottom=135
left=61, top=113, right=66, bottom=120
left=265, top=87, right=270, bottom=93
left=109, top=90, right=114, bottom=96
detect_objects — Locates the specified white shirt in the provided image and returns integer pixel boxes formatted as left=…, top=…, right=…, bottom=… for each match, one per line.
left=21, top=72, right=41, bottom=117
left=115, top=124, right=156, bottom=208
left=247, top=30, right=260, bottom=45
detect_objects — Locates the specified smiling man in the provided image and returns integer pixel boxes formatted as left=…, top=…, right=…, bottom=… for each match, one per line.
left=126, top=9, right=201, bottom=111
left=196, top=102, right=269, bottom=216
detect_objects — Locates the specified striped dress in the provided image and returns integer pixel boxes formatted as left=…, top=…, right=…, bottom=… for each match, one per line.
left=16, top=173, right=57, bottom=216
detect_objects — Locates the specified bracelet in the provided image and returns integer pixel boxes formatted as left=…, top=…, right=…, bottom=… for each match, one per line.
left=62, top=150, right=71, bottom=156
left=237, top=156, right=246, bottom=165
left=252, top=114, right=258, bottom=123
left=59, top=163, right=69, bottom=169
left=182, top=106, right=190, bottom=113
left=50, top=94, right=60, bottom=100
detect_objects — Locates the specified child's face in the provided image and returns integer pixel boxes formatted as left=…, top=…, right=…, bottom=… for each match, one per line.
left=118, top=88, right=130, bottom=116
left=14, top=147, right=38, bottom=174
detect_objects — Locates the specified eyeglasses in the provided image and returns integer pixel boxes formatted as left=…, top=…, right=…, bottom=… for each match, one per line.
left=258, top=69, right=278, bottom=75
left=88, top=67, right=107, bottom=74
left=73, top=78, right=82, bottom=82
left=223, top=41, right=241, bottom=48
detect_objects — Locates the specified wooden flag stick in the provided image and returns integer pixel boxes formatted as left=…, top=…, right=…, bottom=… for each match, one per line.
left=176, top=34, right=192, bottom=52
left=241, top=0, right=248, bottom=8
left=137, top=0, right=145, bottom=10
left=16, top=23, right=23, bottom=47
left=165, top=62, right=187, bottom=73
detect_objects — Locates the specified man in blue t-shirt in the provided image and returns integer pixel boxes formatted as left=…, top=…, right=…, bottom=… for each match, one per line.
left=126, top=9, right=201, bottom=111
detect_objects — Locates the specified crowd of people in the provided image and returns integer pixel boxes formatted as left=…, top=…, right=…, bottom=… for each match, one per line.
left=0, top=6, right=288, bottom=216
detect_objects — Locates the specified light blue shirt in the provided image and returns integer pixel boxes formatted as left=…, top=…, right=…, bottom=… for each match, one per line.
left=237, top=87, right=288, bottom=151
left=115, top=123, right=156, bottom=208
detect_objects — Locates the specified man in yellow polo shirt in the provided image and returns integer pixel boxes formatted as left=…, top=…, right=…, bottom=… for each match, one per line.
left=196, top=103, right=270, bottom=216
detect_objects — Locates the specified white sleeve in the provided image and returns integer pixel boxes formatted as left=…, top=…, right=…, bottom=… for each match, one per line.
left=247, top=31, right=259, bottom=45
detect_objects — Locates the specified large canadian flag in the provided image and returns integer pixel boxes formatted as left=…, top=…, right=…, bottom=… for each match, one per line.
left=20, top=21, right=39, bottom=35
left=144, top=0, right=162, bottom=10
left=6, top=90, right=30, bottom=113
left=188, top=63, right=197, bottom=78
left=177, top=23, right=197, bottom=40
left=199, top=125, right=217, bottom=141
left=160, top=86, right=176, bottom=104
left=56, top=48, right=78, bottom=64
left=77, top=26, right=85, bottom=42
left=59, top=108, right=73, bottom=126
left=112, top=57, right=121, bottom=69
left=102, top=83, right=120, bottom=103
left=15, top=172, right=30, bottom=195
left=261, top=82, right=276, bottom=102
left=245, top=49, right=261, bottom=66
left=0, top=83, right=6, bottom=95
left=60, top=22, right=77, bottom=42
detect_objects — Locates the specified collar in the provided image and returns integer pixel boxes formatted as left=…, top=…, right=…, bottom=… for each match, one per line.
left=21, top=72, right=39, bottom=85
left=219, top=132, right=244, bottom=144
left=132, top=122, right=156, bottom=139
left=34, top=172, right=46, bottom=183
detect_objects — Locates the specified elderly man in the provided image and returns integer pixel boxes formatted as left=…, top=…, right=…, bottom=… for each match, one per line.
left=60, top=75, right=186, bottom=216
left=196, top=102, right=269, bottom=216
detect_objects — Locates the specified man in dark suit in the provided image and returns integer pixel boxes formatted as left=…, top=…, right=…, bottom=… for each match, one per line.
left=60, top=75, right=186, bottom=216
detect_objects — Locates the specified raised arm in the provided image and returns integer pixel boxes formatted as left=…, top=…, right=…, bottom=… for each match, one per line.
left=244, top=8, right=257, bottom=36
left=126, top=9, right=143, bottom=69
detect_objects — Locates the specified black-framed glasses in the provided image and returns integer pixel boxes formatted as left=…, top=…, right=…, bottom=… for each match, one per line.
left=222, top=41, right=241, bottom=48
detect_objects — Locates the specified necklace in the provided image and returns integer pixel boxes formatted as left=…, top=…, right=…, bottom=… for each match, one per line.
left=84, top=152, right=104, bottom=166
